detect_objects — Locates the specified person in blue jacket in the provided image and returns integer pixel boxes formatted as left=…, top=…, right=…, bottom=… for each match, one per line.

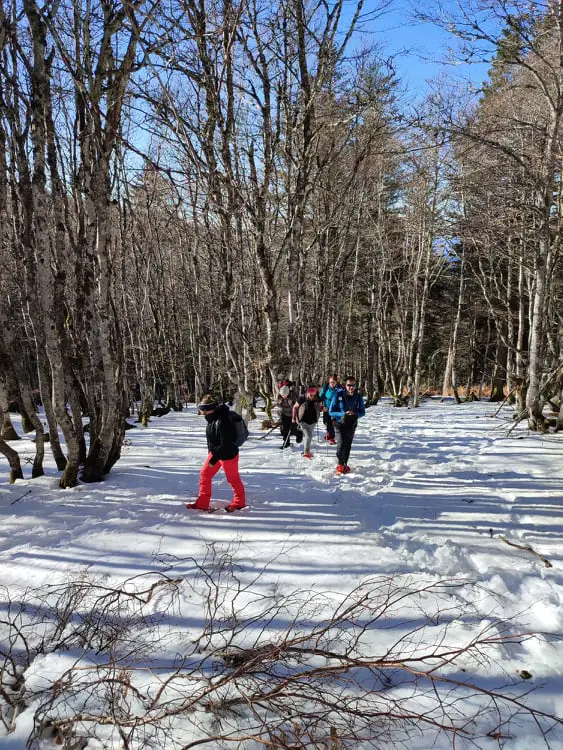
left=328, top=376, right=365, bottom=474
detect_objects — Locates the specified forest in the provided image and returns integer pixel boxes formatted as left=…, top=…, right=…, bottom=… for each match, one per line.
left=0, top=0, right=561, bottom=487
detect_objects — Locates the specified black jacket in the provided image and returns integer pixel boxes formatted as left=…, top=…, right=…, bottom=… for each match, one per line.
left=296, top=396, right=321, bottom=425
left=205, top=404, right=238, bottom=461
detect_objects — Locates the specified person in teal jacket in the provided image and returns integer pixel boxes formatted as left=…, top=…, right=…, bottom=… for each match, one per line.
left=319, top=374, right=340, bottom=444
left=328, top=376, right=365, bottom=474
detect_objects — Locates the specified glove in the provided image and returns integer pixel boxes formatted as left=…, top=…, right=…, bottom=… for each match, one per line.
left=209, top=455, right=219, bottom=466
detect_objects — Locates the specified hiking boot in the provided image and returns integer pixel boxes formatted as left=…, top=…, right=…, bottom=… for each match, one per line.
left=303, top=452, right=313, bottom=459
left=335, top=464, right=346, bottom=474
left=343, top=465, right=351, bottom=474
left=328, top=438, right=336, bottom=445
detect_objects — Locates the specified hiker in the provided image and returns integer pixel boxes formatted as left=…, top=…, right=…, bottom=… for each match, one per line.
left=328, top=376, right=365, bottom=474
left=292, top=386, right=321, bottom=458
left=186, top=395, right=246, bottom=512
left=277, top=381, right=300, bottom=448
left=319, top=374, right=339, bottom=445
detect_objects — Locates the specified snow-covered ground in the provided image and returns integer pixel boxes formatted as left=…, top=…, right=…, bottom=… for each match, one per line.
left=1, top=399, right=562, bottom=749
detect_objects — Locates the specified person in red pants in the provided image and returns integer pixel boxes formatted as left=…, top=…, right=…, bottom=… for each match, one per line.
left=186, top=395, right=246, bottom=512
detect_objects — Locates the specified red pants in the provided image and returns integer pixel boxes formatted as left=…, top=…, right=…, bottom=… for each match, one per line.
left=196, top=453, right=246, bottom=509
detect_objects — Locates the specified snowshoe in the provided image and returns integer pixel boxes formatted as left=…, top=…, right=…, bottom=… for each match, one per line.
left=185, top=502, right=217, bottom=513
left=225, top=504, right=246, bottom=513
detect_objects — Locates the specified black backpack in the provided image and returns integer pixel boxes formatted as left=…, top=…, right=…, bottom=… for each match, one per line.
left=229, top=411, right=249, bottom=447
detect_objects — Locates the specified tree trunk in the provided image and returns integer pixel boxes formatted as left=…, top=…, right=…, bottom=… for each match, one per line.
left=525, top=247, right=548, bottom=430
left=24, top=0, right=81, bottom=487
left=36, top=358, right=67, bottom=470
left=19, top=384, right=45, bottom=478
left=0, top=436, right=23, bottom=483
left=0, top=415, right=19, bottom=441
left=489, top=334, right=507, bottom=402
left=0, top=384, right=19, bottom=441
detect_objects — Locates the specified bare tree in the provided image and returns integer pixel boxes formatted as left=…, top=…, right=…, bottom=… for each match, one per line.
left=420, top=0, right=563, bottom=428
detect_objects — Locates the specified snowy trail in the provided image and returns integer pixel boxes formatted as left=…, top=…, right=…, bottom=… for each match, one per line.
left=1, top=400, right=563, bottom=748
left=1, top=401, right=562, bottom=593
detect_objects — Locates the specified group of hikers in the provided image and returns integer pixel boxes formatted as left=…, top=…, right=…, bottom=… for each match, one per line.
left=186, top=375, right=365, bottom=513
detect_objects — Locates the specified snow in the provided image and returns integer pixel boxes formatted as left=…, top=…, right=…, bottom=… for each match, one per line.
left=0, top=399, right=562, bottom=748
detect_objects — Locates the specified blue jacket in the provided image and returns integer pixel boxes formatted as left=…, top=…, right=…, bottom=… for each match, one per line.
left=319, top=383, right=339, bottom=408
left=329, top=387, right=365, bottom=423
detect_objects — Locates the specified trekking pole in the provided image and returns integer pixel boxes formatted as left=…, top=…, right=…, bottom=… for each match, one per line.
left=255, top=421, right=281, bottom=441
left=282, top=427, right=291, bottom=449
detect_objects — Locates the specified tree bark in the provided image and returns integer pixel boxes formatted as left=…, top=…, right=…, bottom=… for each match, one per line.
left=0, top=436, right=23, bottom=483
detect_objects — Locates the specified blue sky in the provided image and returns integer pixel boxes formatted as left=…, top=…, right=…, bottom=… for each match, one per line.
left=359, top=0, right=492, bottom=96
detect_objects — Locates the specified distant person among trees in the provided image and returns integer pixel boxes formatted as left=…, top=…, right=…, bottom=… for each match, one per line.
left=292, top=386, right=321, bottom=459
left=329, top=376, right=365, bottom=474
left=277, top=381, right=301, bottom=449
left=186, top=395, right=246, bottom=512
left=319, top=374, right=339, bottom=445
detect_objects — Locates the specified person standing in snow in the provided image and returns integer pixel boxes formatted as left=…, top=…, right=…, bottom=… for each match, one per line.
left=292, top=386, right=321, bottom=458
left=277, top=381, right=300, bottom=448
left=319, top=374, right=339, bottom=445
left=186, top=395, right=246, bottom=512
left=328, top=376, right=365, bottom=474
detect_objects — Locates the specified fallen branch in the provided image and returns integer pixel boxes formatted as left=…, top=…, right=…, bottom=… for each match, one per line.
left=500, top=536, right=553, bottom=568
left=4, top=553, right=561, bottom=749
